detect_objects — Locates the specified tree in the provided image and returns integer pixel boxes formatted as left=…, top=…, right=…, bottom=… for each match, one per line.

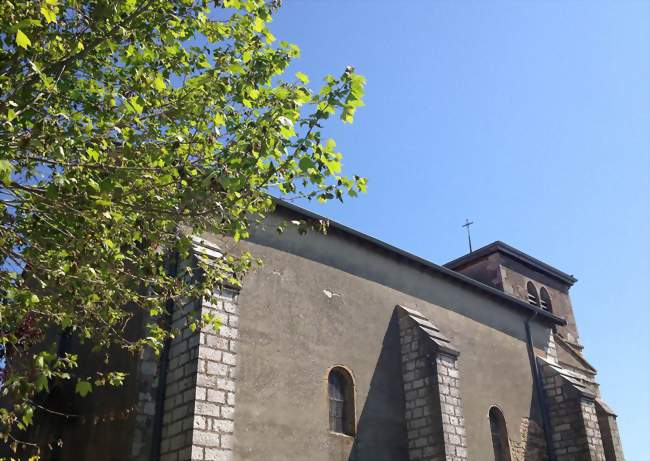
left=0, top=0, right=365, bottom=450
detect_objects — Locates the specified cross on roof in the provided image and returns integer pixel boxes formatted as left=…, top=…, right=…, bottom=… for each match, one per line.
left=462, top=219, right=474, bottom=253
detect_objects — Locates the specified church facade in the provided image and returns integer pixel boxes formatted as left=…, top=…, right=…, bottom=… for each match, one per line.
left=32, top=202, right=624, bottom=461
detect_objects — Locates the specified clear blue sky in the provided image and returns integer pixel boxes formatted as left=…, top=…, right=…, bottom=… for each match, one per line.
left=270, top=1, right=649, bottom=458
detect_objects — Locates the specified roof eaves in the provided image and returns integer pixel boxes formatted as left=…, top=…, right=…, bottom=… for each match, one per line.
left=273, top=200, right=567, bottom=327
left=445, top=240, right=578, bottom=286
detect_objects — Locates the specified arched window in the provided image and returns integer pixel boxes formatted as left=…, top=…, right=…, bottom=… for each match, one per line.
left=540, top=288, right=552, bottom=312
left=526, top=282, right=539, bottom=306
left=328, top=367, right=355, bottom=436
left=489, top=406, right=511, bottom=461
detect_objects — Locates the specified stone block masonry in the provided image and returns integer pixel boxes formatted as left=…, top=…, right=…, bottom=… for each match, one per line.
left=508, top=417, right=548, bottom=461
left=579, top=399, right=605, bottom=461
left=130, top=342, right=163, bottom=461
left=539, top=358, right=606, bottom=461
left=595, top=400, right=625, bottom=461
left=158, top=288, right=240, bottom=461
left=397, top=305, right=468, bottom=461
left=192, top=289, right=239, bottom=461
left=434, top=354, right=468, bottom=461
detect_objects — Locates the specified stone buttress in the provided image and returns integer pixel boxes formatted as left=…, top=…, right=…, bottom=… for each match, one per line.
left=160, top=239, right=239, bottom=461
left=538, top=357, right=609, bottom=461
left=397, top=305, right=468, bottom=461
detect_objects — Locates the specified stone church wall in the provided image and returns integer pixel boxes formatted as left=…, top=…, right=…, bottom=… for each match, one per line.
left=7, top=207, right=622, bottom=461
left=224, top=208, right=555, bottom=461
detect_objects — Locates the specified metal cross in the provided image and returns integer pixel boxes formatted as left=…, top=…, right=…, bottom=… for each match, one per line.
left=462, top=218, right=474, bottom=253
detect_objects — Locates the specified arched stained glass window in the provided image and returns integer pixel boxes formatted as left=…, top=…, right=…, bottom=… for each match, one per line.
left=328, top=367, right=355, bottom=436
left=527, top=281, right=540, bottom=306
left=489, top=406, right=511, bottom=461
left=540, top=287, right=552, bottom=312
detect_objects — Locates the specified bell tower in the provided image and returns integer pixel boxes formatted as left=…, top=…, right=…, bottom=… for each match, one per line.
left=445, top=241, right=581, bottom=345
left=444, top=241, right=600, bottom=387
left=445, top=241, right=625, bottom=461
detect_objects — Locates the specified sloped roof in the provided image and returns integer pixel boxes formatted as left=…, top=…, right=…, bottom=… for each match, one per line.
left=538, top=356, right=597, bottom=399
left=445, top=240, right=577, bottom=286
left=555, top=335, right=597, bottom=374
left=275, top=200, right=566, bottom=327
left=397, top=305, right=459, bottom=356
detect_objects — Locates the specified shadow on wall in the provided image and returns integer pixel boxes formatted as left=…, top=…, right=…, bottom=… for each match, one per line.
left=347, top=311, right=409, bottom=461
left=343, top=311, right=550, bottom=461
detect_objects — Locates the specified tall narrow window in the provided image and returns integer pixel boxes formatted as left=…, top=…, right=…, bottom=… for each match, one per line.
left=489, top=406, right=511, bottom=461
left=527, top=282, right=539, bottom=306
left=328, top=367, right=355, bottom=436
left=540, top=288, right=552, bottom=312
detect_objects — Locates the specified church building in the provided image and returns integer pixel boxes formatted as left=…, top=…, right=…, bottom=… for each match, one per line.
left=30, top=201, right=625, bottom=461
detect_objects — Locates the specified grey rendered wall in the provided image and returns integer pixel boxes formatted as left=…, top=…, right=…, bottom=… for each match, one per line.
left=212, top=209, right=555, bottom=461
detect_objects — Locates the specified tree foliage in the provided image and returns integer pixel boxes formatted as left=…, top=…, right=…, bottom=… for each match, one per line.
left=0, top=0, right=365, bottom=448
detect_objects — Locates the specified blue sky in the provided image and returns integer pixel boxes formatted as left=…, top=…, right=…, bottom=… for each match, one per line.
left=270, top=1, right=649, bottom=458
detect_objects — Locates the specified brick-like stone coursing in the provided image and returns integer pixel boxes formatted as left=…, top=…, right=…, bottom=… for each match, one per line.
left=580, top=399, right=605, bottom=461
left=435, top=354, right=468, bottom=461
left=158, top=288, right=239, bottom=461
left=541, top=365, right=606, bottom=461
left=191, top=290, right=239, bottom=461
left=545, top=333, right=558, bottom=365
left=397, top=307, right=468, bottom=461
left=595, top=402, right=625, bottom=461
left=159, top=298, right=202, bottom=461
left=130, top=344, right=162, bottom=460
left=509, top=417, right=548, bottom=461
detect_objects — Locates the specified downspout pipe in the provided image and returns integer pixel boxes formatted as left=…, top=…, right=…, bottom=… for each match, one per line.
left=525, top=310, right=557, bottom=461
left=150, top=251, right=179, bottom=461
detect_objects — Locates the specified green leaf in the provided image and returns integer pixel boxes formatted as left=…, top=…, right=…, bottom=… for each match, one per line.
left=0, top=0, right=365, bottom=435
left=22, top=407, right=34, bottom=427
left=253, top=17, right=265, bottom=33
left=0, top=160, right=12, bottom=185
left=227, top=64, right=244, bottom=74
left=325, top=160, right=341, bottom=174
left=299, top=157, right=315, bottom=173
left=88, top=178, right=100, bottom=192
left=35, top=374, right=49, bottom=392
left=325, top=139, right=336, bottom=152
left=295, top=72, right=309, bottom=84
left=124, top=0, right=137, bottom=12
left=153, top=75, right=166, bottom=92
left=75, top=380, right=92, bottom=397
left=128, top=96, right=144, bottom=114
left=40, top=6, right=57, bottom=23
left=16, top=30, right=31, bottom=49
left=213, top=113, right=225, bottom=126
left=86, top=147, right=99, bottom=162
